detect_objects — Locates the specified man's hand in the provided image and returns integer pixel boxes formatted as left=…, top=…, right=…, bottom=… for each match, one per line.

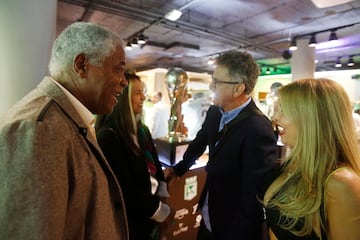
left=164, top=167, right=180, bottom=183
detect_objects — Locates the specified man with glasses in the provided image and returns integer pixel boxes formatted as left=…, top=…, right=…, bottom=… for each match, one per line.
left=165, top=51, right=278, bottom=240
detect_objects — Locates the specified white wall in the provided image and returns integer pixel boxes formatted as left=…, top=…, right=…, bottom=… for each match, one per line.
left=0, top=0, right=57, bottom=115
left=314, top=69, right=360, bottom=102
left=254, top=69, right=360, bottom=103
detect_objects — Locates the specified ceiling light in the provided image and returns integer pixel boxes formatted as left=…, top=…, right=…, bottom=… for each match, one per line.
left=125, top=41, right=132, bottom=50
left=137, top=33, right=147, bottom=45
left=207, top=58, right=215, bottom=65
left=335, top=57, right=342, bottom=68
left=329, top=30, right=338, bottom=41
left=131, top=38, right=138, bottom=47
left=309, top=34, right=317, bottom=47
left=289, top=38, right=297, bottom=51
left=265, top=67, right=271, bottom=74
left=311, top=0, right=354, bottom=8
left=164, top=9, right=183, bottom=21
left=347, top=56, right=355, bottom=67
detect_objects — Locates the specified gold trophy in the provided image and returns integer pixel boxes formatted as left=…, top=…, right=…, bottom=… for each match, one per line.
left=155, top=67, right=190, bottom=166
left=165, top=67, right=189, bottom=142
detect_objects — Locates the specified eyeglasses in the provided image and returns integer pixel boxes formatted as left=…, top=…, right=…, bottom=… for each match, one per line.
left=212, top=79, right=242, bottom=85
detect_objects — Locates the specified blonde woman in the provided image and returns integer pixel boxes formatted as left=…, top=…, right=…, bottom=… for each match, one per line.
left=261, top=78, right=360, bottom=240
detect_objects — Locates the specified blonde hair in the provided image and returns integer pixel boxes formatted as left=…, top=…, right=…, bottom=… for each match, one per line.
left=269, top=78, right=360, bottom=237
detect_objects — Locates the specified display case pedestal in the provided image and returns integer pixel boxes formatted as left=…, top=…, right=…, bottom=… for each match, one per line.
left=154, top=138, right=191, bottom=167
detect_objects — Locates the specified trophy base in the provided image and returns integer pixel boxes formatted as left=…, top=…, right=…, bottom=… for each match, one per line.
left=154, top=138, right=192, bottom=167
left=165, top=132, right=188, bottom=143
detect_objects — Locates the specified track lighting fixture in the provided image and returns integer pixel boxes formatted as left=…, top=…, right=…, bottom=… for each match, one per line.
left=137, top=33, right=147, bottom=45
left=258, top=64, right=289, bottom=75
left=329, top=30, right=338, bottom=41
left=347, top=56, right=355, bottom=67
left=265, top=67, right=271, bottom=74
left=207, top=58, right=215, bottom=65
left=333, top=54, right=359, bottom=68
left=131, top=38, right=138, bottom=47
left=289, top=38, right=297, bottom=51
left=289, top=23, right=356, bottom=51
left=126, top=32, right=149, bottom=48
left=335, top=57, right=342, bottom=68
left=309, top=34, right=317, bottom=47
left=125, top=41, right=132, bottom=50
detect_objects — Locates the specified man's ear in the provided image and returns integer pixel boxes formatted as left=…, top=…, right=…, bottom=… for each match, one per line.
left=233, top=83, right=245, bottom=97
left=74, top=53, right=88, bottom=78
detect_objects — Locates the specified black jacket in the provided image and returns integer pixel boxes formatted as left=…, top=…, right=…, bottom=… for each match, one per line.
left=97, top=119, right=165, bottom=240
left=174, top=100, right=278, bottom=240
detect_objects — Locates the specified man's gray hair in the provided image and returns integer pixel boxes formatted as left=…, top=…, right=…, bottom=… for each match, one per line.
left=216, top=51, right=260, bottom=94
left=49, top=22, right=124, bottom=77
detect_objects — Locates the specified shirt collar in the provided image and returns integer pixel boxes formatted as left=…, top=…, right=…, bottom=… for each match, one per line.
left=51, top=78, right=95, bottom=126
left=219, top=97, right=251, bottom=128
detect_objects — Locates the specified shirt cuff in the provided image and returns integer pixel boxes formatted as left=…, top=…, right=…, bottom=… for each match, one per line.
left=150, top=201, right=170, bottom=222
left=157, top=181, right=170, bottom=198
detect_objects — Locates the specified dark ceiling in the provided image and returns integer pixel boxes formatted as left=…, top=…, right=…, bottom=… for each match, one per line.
left=57, top=0, right=360, bottom=75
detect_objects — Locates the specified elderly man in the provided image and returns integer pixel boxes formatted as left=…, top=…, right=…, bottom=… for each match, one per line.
left=0, top=22, right=129, bottom=239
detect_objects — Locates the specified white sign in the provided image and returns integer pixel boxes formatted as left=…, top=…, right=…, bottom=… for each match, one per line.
left=184, top=176, right=198, bottom=201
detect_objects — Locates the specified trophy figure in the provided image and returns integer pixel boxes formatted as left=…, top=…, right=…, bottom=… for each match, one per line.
left=165, top=67, right=189, bottom=142
left=154, top=67, right=190, bottom=166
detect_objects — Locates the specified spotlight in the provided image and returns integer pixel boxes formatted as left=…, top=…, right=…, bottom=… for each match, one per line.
left=335, top=57, right=342, bottom=68
left=125, top=41, right=132, bottom=50
left=207, top=58, right=215, bottom=65
left=329, top=30, right=338, bottom=41
left=131, top=38, right=138, bottom=47
left=289, top=38, right=297, bottom=51
left=137, top=33, right=147, bottom=45
left=347, top=56, right=355, bottom=67
left=309, top=34, right=317, bottom=47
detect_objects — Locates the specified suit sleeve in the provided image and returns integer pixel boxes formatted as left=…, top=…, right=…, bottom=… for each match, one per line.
left=240, top=116, right=278, bottom=221
left=173, top=106, right=219, bottom=176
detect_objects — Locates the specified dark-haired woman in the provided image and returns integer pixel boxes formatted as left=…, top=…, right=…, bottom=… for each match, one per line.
left=96, top=71, right=173, bottom=240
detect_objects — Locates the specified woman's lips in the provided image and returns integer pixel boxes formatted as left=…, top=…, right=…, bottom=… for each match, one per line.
left=278, top=126, right=285, bottom=136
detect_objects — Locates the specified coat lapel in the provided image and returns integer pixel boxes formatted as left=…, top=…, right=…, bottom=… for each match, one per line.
left=37, top=77, right=109, bottom=169
left=211, top=100, right=258, bottom=155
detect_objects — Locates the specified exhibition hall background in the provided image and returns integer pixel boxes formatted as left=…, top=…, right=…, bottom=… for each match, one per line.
left=0, top=0, right=359, bottom=116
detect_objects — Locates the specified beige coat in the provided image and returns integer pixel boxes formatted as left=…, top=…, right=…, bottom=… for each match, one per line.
left=0, top=77, right=128, bottom=240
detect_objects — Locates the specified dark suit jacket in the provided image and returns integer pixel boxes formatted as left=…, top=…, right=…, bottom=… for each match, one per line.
left=97, top=119, right=166, bottom=240
left=174, top=100, right=278, bottom=240
left=0, top=77, right=128, bottom=240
